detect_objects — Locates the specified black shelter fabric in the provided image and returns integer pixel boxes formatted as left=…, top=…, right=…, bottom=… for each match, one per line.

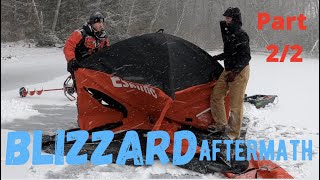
left=79, top=33, right=224, bottom=98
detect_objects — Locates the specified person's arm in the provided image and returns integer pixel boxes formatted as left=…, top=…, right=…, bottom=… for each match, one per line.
left=212, top=52, right=226, bottom=61
left=226, top=32, right=251, bottom=82
left=63, top=30, right=83, bottom=62
left=235, top=31, right=251, bottom=67
left=212, top=36, right=237, bottom=61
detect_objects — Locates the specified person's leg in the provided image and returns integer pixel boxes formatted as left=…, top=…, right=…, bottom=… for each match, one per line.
left=210, top=70, right=229, bottom=129
left=227, top=65, right=250, bottom=140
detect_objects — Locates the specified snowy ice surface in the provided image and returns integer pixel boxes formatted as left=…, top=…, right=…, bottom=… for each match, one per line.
left=1, top=43, right=319, bottom=179
left=1, top=99, right=40, bottom=124
left=1, top=41, right=67, bottom=91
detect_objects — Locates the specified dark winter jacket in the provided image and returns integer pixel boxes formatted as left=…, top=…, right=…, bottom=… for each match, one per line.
left=64, top=23, right=109, bottom=62
left=214, top=20, right=251, bottom=72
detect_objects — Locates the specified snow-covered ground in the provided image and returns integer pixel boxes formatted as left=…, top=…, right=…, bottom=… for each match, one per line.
left=1, top=41, right=67, bottom=91
left=1, top=42, right=319, bottom=179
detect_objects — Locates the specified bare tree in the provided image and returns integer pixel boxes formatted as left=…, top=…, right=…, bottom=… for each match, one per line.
left=149, top=0, right=162, bottom=33
left=126, top=0, right=136, bottom=35
left=31, top=0, right=43, bottom=32
left=52, top=0, right=62, bottom=32
left=174, top=0, right=188, bottom=35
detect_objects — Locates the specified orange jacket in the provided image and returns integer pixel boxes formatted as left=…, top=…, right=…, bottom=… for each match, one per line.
left=64, top=24, right=109, bottom=62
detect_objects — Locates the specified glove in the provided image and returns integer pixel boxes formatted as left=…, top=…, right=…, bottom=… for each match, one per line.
left=67, top=59, right=80, bottom=72
left=225, top=71, right=238, bottom=82
left=211, top=55, right=219, bottom=61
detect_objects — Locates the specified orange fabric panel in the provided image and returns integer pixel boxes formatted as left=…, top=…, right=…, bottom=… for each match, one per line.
left=75, top=69, right=172, bottom=131
left=225, top=152, right=293, bottom=179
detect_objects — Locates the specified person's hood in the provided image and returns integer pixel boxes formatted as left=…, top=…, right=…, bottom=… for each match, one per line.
left=82, top=23, right=95, bottom=36
left=223, top=7, right=242, bottom=31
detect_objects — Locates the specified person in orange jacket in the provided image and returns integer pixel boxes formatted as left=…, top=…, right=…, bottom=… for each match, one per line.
left=64, top=12, right=110, bottom=73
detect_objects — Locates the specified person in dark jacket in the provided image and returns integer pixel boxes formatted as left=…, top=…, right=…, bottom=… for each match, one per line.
left=209, top=7, right=251, bottom=140
left=64, top=12, right=110, bottom=73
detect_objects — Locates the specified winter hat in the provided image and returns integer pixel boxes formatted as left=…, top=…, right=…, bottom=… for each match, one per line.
left=89, top=12, right=105, bottom=24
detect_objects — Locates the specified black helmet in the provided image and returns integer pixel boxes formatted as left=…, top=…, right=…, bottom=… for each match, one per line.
left=89, top=12, right=105, bottom=24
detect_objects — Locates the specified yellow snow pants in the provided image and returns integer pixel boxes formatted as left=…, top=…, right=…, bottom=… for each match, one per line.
left=210, top=65, right=250, bottom=140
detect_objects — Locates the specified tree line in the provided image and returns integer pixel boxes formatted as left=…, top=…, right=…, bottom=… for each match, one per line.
left=1, top=0, right=319, bottom=56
